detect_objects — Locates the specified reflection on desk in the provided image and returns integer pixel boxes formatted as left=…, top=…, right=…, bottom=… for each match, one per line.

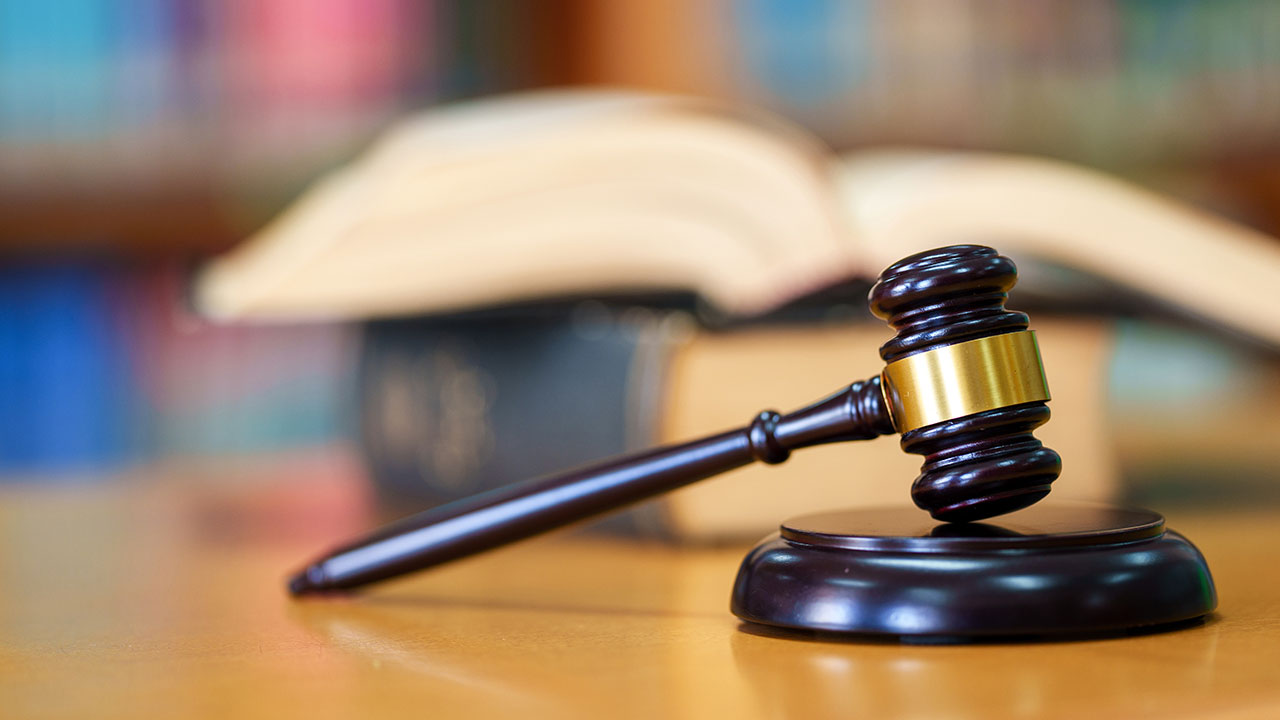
left=1, top=470, right=1278, bottom=719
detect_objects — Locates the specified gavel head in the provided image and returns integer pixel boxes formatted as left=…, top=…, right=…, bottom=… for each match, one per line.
left=869, top=245, right=1062, bottom=522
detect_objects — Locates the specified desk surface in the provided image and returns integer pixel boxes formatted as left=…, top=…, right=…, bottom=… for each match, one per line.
left=2, top=469, right=1280, bottom=720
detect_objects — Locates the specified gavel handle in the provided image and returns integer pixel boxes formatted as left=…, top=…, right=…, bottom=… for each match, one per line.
left=288, top=377, right=893, bottom=595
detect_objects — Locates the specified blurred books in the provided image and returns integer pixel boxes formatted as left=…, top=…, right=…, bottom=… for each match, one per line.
left=581, top=2, right=1280, bottom=165
left=5, top=2, right=1280, bottom=533
left=0, top=0, right=567, bottom=473
left=0, top=0, right=570, bottom=252
left=8, top=1, right=1280, bottom=253
left=190, top=90, right=1280, bottom=538
left=0, top=261, right=354, bottom=476
left=195, top=90, right=1280, bottom=345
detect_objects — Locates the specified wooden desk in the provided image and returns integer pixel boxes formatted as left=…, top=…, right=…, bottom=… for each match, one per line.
left=2, top=472, right=1279, bottom=719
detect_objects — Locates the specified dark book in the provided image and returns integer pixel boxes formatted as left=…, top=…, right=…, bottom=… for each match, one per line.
left=357, top=309, right=671, bottom=535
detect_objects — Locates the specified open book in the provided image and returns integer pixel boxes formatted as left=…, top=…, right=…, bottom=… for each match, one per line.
left=195, top=89, right=1280, bottom=348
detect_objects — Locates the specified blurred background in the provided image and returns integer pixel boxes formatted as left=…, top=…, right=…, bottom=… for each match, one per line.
left=2, top=0, right=1278, bottom=529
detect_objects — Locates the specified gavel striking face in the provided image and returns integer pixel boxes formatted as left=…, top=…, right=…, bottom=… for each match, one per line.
left=288, top=244, right=1062, bottom=595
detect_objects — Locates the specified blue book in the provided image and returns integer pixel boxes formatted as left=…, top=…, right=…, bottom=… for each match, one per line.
left=0, top=0, right=116, bottom=138
left=0, top=262, right=139, bottom=475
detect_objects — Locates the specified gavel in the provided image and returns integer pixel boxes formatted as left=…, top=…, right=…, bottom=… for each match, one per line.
left=288, top=244, right=1061, bottom=595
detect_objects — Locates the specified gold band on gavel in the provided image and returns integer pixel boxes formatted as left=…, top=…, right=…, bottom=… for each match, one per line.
left=880, top=330, right=1051, bottom=433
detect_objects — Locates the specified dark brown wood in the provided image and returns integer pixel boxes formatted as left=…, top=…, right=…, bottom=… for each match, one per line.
left=732, top=504, right=1217, bottom=639
left=289, top=379, right=893, bottom=594
left=0, top=186, right=241, bottom=257
left=288, top=243, right=1065, bottom=595
left=869, top=245, right=1062, bottom=522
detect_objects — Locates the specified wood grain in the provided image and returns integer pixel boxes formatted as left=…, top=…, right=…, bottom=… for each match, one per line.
left=1, top=475, right=1277, bottom=719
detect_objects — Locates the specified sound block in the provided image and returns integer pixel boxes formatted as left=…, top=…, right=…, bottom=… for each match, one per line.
left=731, top=504, right=1216, bottom=640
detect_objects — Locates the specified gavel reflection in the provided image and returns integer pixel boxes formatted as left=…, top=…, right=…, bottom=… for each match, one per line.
left=288, top=245, right=1060, bottom=596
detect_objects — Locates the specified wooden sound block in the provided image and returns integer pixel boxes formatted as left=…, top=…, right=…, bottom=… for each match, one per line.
left=731, top=503, right=1216, bottom=640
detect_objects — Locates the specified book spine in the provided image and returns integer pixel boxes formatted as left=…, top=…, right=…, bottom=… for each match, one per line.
left=0, top=262, right=138, bottom=475
left=356, top=308, right=676, bottom=535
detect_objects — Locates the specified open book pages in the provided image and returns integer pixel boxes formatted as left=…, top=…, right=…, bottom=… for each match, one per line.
left=194, top=89, right=1280, bottom=348
left=194, top=90, right=853, bottom=321
left=836, top=150, right=1280, bottom=349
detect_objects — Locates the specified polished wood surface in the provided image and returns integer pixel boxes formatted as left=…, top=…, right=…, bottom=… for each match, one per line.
left=2, top=471, right=1279, bottom=719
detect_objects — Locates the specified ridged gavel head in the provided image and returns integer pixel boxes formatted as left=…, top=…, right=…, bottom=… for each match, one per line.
left=869, top=245, right=1062, bottom=522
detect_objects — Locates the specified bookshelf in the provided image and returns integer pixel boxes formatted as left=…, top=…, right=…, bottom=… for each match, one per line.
left=6, top=0, right=1280, bottom=253
left=3, top=0, right=1278, bottom=488
left=0, top=0, right=580, bottom=254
